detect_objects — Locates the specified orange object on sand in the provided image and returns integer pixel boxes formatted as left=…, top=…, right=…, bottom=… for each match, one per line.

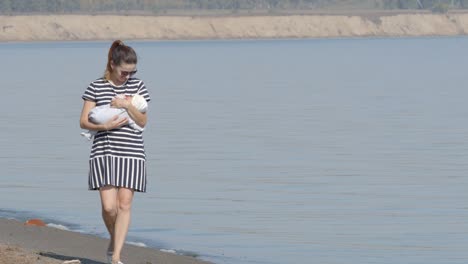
left=25, top=219, right=46, bottom=227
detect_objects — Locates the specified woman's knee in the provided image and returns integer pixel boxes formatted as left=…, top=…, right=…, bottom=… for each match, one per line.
left=118, top=199, right=132, bottom=211
left=118, top=188, right=134, bottom=211
left=100, top=187, right=118, bottom=215
left=102, top=203, right=118, bottom=216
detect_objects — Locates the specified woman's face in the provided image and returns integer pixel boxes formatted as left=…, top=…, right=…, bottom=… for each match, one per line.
left=112, top=62, right=137, bottom=84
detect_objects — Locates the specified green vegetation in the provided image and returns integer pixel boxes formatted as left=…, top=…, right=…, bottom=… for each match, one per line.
left=431, top=2, right=450, bottom=12
left=1, top=0, right=468, bottom=14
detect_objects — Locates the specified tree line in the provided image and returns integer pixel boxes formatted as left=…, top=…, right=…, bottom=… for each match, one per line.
left=1, top=0, right=468, bottom=14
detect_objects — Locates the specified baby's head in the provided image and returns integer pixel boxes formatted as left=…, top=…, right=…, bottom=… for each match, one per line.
left=131, top=94, right=148, bottom=112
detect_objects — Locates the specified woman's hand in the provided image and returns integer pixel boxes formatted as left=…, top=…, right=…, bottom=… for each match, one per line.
left=103, top=115, right=128, bottom=130
left=111, top=96, right=131, bottom=109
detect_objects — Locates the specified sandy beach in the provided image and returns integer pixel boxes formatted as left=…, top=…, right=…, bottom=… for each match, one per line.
left=0, top=218, right=211, bottom=264
left=1, top=12, right=468, bottom=42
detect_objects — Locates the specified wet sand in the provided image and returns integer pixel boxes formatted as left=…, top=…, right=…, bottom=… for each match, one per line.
left=0, top=218, right=212, bottom=264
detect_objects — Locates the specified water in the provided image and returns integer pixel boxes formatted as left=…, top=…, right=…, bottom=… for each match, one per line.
left=1, top=37, right=468, bottom=264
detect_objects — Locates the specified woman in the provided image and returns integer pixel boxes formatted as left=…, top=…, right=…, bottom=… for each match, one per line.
left=80, top=40, right=151, bottom=264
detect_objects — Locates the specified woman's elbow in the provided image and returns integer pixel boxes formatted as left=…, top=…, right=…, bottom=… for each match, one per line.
left=137, top=115, right=147, bottom=128
left=80, top=118, right=87, bottom=129
left=137, top=121, right=147, bottom=128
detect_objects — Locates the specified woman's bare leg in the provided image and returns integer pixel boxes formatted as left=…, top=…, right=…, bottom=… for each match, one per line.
left=99, top=186, right=119, bottom=253
left=112, top=188, right=134, bottom=262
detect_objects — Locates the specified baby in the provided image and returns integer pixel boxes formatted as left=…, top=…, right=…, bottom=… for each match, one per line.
left=81, top=94, right=148, bottom=140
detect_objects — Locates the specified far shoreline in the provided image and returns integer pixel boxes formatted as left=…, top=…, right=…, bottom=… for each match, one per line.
left=1, top=34, right=467, bottom=46
left=0, top=33, right=466, bottom=45
left=1, top=12, right=468, bottom=42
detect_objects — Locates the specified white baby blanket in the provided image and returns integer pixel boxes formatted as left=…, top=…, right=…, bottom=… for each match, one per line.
left=81, top=94, right=148, bottom=140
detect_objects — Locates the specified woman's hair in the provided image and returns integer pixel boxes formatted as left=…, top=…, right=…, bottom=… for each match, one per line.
left=104, top=40, right=138, bottom=80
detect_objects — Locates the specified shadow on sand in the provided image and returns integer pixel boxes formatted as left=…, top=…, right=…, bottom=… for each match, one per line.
left=40, top=252, right=106, bottom=264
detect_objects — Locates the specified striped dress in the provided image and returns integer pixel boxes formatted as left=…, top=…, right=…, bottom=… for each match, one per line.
left=82, top=77, right=151, bottom=192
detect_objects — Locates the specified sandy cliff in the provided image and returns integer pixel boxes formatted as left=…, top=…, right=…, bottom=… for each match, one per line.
left=1, top=13, right=468, bottom=42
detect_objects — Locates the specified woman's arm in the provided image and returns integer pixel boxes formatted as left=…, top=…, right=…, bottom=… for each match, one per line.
left=80, top=100, right=128, bottom=131
left=111, top=97, right=147, bottom=128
